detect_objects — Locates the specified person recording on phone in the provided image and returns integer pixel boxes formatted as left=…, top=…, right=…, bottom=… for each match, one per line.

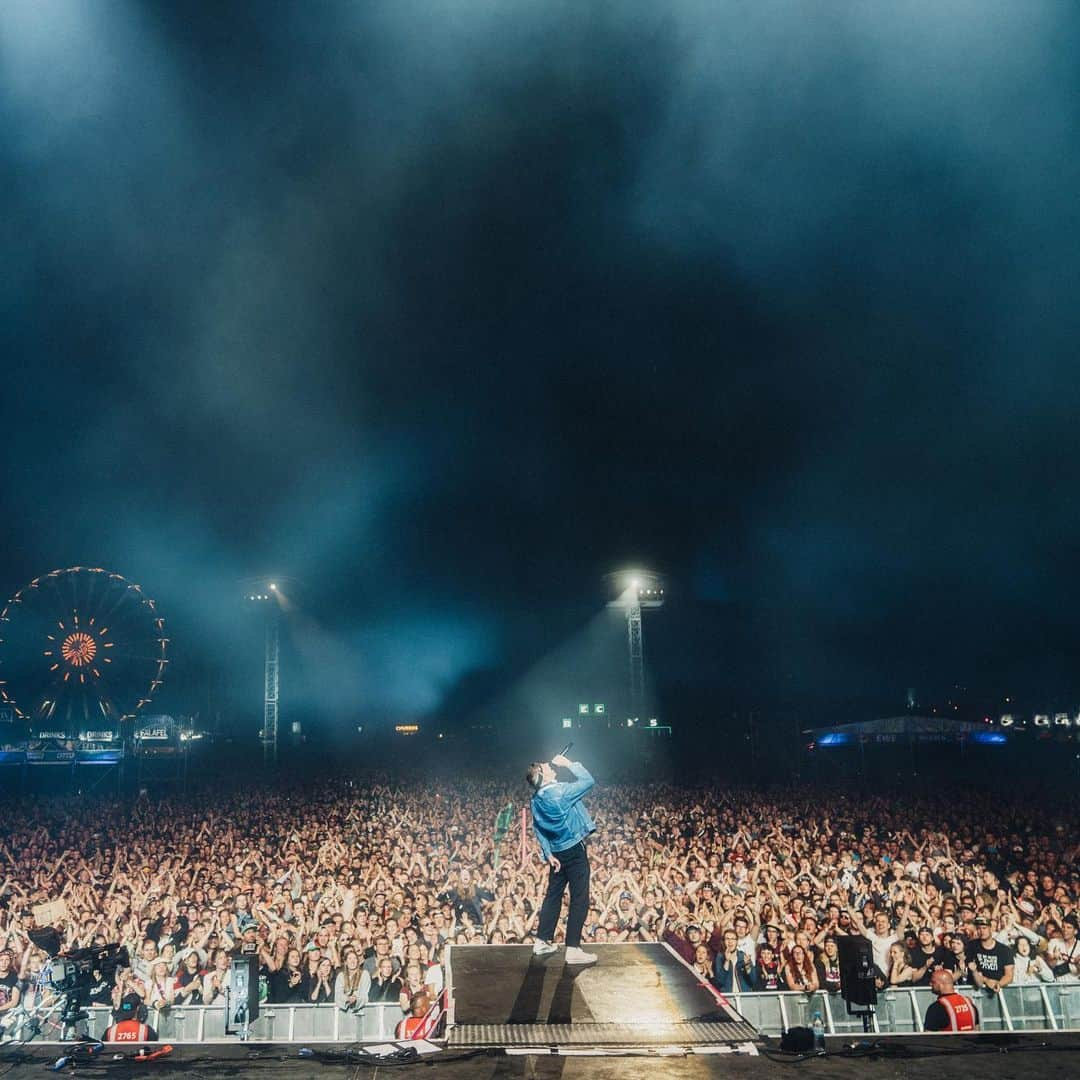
left=526, top=751, right=597, bottom=965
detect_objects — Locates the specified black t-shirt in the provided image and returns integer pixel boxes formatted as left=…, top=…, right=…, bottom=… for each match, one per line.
left=965, top=939, right=1013, bottom=982
left=0, top=971, right=20, bottom=1009
left=175, top=966, right=205, bottom=1003
left=368, top=976, right=403, bottom=1003
left=268, top=967, right=308, bottom=1004
left=913, top=945, right=949, bottom=985
left=815, top=958, right=842, bottom=994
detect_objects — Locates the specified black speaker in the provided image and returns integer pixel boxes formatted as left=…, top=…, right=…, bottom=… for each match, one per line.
left=227, top=955, right=260, bottom=1026
left=835, top=934, right=877, bottom=1009
left=779, top=1026, right=814, bottom=1053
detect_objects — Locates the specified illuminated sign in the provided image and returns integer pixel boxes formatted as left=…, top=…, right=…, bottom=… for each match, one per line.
left=997, top=712, right=1079, bottom=729
left=594, top=704, right=605, bottom=714
left=395, top=724, right=419, bottom=734
left=578, top=704, right=589, bottom=715
left=136, top=727, right=169, bottom=740
left=27, top=748, right=75, bottom=763
left=562, top=718, right=573, bottom=729
left=83, top=731, right=115, bottom=742
left=36, top=731, right=68, bottom=740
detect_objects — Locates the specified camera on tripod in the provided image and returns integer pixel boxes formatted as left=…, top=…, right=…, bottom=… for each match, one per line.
left=47, top=943, right=130, bottom=996
left=28, top=926, right=131, bottom=1037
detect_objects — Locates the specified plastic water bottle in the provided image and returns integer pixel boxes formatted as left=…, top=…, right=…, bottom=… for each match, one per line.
left=812, top=1011, right=825, bottom=1052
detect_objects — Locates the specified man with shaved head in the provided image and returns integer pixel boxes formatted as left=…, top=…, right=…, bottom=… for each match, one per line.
left=924, top=968, right=979, bottom=1032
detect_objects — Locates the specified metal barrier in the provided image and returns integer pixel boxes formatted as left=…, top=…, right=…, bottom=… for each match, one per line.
left=6, top=983, right=1078, bottom=1043
left=4, top=1002, right=406, bottom=1044
left=729, top=981, right=1080, bottom=1036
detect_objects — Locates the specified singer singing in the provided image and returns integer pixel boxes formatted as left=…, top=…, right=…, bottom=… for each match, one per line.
left=525, top=753, right=597, bottom=965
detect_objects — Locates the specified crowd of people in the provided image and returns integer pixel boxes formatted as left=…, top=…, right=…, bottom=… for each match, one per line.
left=0, top=775, right=1078, bottom=1029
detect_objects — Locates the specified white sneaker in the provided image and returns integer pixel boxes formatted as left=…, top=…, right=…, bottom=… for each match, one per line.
left=532, top=940, right=558, bottom=956
left=564, top=946, right=598, bottom=965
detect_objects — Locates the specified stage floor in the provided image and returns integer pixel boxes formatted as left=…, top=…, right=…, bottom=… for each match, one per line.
left=6, top=1037, right=1080, bottom=1080
left=446, top=943, right=758, bottom=1049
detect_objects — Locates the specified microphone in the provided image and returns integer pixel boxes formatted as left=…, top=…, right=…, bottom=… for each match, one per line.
left=554, top=742, right=573, bottom=760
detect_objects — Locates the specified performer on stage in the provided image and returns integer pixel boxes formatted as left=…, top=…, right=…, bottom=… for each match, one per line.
left=526, top=753, right=597, bottom=965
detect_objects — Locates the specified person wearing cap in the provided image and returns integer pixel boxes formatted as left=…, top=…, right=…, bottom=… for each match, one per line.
left=103, top=992, right=158, bottom=1043
left=965, top=916, right=1013, bottom=992
left=924, top=968, right=979, bottom=1032
left=911, top=926, right=946, bottom=986
left=664, top=922, right=707, bottom=967
left=815, top=937, right=842, bottom=994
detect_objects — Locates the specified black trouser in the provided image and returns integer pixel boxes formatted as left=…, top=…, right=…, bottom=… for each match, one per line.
left=537, top=841, right=590, bottom=948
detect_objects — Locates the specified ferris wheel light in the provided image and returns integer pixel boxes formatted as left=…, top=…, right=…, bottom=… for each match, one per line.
left=0, top=566, right=167, bottom=733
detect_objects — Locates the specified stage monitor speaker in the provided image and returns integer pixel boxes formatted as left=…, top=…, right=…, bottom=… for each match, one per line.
left=227, top=955, right=260, bottom=1026
left=779, top=1026, right=814, bottom=1053
left=835, top=934, right=877, bottom=1009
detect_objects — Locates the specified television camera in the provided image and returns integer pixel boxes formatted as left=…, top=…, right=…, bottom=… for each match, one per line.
left=26, top=929, right=130, bottom=1039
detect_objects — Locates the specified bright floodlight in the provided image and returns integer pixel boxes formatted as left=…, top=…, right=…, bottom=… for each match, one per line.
left=269, top=583, right=277, bottom=590
left=605, top=569, right=664, bottom=609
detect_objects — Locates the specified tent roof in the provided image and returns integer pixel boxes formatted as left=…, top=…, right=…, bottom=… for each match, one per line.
left=805, top=715, right=987, bottom=738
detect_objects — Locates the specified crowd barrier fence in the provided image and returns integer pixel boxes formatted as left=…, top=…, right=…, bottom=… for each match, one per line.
left=729, top=980, right=1080, bottom=1036
left=5, top=981, right=1079, bottom=1043
left=5, top=1001, right=405, bottom=1044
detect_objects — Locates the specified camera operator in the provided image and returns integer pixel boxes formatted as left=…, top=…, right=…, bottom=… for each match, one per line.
left=103, top=992, right=158, bottom=1044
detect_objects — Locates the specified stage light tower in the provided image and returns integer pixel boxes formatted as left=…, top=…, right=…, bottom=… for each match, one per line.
left=605, top=569, right=665, bottom=721
left=243, top=581, right=282, bottom=766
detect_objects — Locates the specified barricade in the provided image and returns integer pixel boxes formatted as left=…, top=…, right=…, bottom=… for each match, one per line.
left=5, top=982, right=1078, bottom=1043
left=728, top=979, right=1080, bottom=1036
left=3, top=1002, right=405, bottom=1044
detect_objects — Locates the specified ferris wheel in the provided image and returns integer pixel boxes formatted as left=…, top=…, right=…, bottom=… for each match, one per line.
left=0, top=567, right=168, bottom=733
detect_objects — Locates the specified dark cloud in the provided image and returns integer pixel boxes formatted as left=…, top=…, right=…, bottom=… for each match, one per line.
left=3, top=0, right=1080, bottom=729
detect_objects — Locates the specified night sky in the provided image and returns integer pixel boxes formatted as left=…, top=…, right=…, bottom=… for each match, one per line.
left=4, top=1, right=1080, bottom=731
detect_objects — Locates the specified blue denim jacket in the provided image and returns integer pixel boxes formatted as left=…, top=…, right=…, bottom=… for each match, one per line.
left=712, top=949, right=755, bottom=993
left=530, top=762, right=596, bottom=859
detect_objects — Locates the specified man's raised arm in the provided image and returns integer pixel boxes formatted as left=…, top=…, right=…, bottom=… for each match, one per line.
left=552, top=755, right=594, bottom=804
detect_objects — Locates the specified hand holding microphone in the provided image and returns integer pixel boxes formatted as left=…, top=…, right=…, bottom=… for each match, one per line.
left=551, top=742, right=573, bottom=769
